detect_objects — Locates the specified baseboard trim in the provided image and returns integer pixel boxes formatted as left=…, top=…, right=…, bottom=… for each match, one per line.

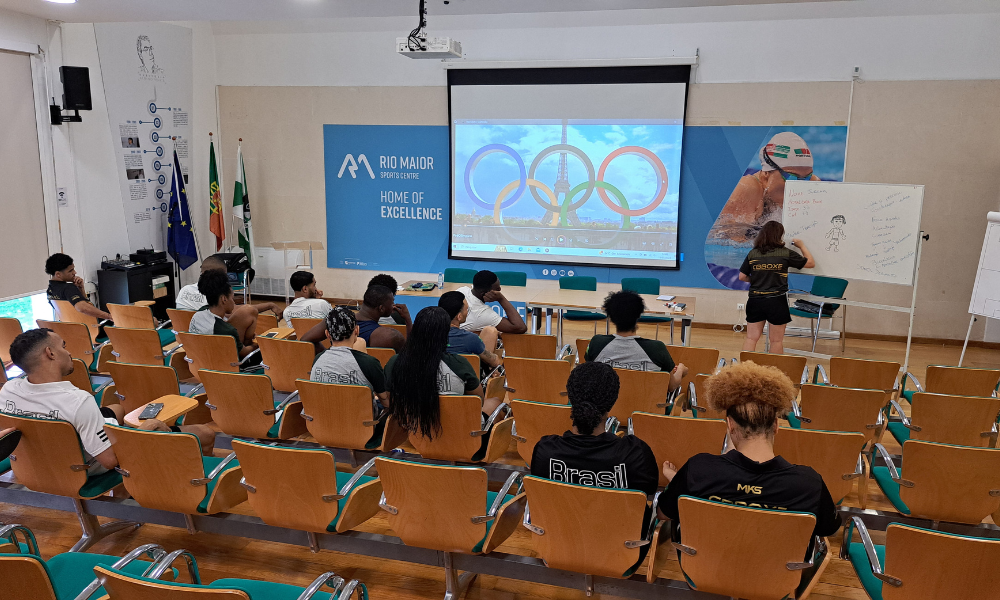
left=688, top=322, right=1000, bottom=350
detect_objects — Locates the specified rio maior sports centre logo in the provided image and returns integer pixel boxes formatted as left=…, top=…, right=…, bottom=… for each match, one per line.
left=338, top=154, right=375, bottom=179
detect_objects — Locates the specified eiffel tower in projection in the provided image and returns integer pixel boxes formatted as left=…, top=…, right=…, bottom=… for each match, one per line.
left=554, top=119, right=575, bottom=225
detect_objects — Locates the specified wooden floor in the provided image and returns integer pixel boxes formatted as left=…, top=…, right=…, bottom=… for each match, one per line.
left=1, top=318, right=998, bottom=599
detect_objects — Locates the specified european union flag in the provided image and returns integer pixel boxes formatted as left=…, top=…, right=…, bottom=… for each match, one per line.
left=167, top=150, right=199, bottom=269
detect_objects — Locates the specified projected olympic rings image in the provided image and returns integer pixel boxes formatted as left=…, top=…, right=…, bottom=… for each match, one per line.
left=452, top=121, right=683, bottom=265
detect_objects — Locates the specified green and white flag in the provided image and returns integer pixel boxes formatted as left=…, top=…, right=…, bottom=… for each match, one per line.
left=232, top=142, right=254, bottom=267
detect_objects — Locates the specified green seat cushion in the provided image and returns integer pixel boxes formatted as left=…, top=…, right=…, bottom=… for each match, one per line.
left=638, top=316, right=673, bottom=323
left=90, top=383, right=106, bottom=406
left=95, top=335, right=109, bottom=344
left=209, top=578, right=334, bottom=600
left=79, top=469, right=123, bottom=499
left=157, top=329, right=176, bottom=347
left=0, top=457, right=9, bottom=474
left=886, top=421, right=910, bottom=445
left=786, top=414, right=803, bottom=429
left=846, top=540, right=887, bottom=600
left=196, top=456, right=242, bottom=513
left=325, top=470, right=378, bottom=532
left=901, top=389, right=915, bottom=403
left=265, top=400, right=285, bottom=438
left=565, top=310, right=606, bottom=321
left=47, top=552, right=163, bottom=600
left=872, top=466, right=910, bottom=515
left=472, top=490, right=511, bottom=554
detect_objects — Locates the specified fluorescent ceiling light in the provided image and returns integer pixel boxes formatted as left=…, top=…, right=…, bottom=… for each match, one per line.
left=44, top=0, right=77, bottom=4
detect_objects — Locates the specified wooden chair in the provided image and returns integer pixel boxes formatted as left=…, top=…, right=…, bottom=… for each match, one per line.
left=254, top=312, right=279, bottom=336
left=197, top=370, right=306, bottom=440
left=289, top=317, right=329, bottom=349
left=795, top=384, right=888, bottom=449
left=629, top=413, right=728, bottom=487
left=740, top=351, right=808, bottom=388
left=383, top=323, right=407, bottom=339
left=503, top=357, right=570, bottom=404
left=105, top=425, right=246, bottom=522
left=609, top=368, right=673, bottom=422
left=105, top=327, right=182, bottom=367
left=62, top=358, right=114, bottom=406
left=503, top=333, right=557, bottom=359
left=106, top=362, right=182, bottom=414
left=231, top=439, right=383, bottom=542
left=0, top=413, right=136, bottom=552
left=297, top=380, right=406, bottom=452
left=665, top=345, right=722, bottom=413
left=872, top=440, right=1000, bottom=525
left=36, top=319, right=114, bottom=374
left=665, top=496, right=828, bottom=599
left=688, top=373, right=726, bottom=419
left=377, top=457, right=525, bottom=598
left=819, top=356, right=900, bottom=395
left=901, top=365, right=1000, bottom=402
left=407, top=396, right=513, bottom=463
left=844, top=519, right=1000, bottom=600
left=575, top=338, right=589, bottom=363
left=176, top=332, right=261, bottom=384
left=106, top=303, right=175, bottom=346
left=522, top=476, right=652, bottom=578
left=366, top=347, right=395, bottom=368
left=0, top=316, right=23, bottom=367
left=165, top=308, right=195, bottom=333
left=459, top=353, right=480, bottom=374
left=774, top=427, right=867, bottom=505
left=51, top=299, right=105, bottom=342
left=511, top=400, right=573, bottom=466
left=256, top=336, right=314, bottom=393
left=888, top=392, right=1000, bottom=447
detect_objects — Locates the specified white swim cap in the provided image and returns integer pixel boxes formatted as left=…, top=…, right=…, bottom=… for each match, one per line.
left=759, top=131, right=813, bottom=172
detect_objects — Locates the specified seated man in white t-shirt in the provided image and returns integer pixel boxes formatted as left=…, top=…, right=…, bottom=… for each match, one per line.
left=175, top=255, right=282, bottom=331
left=0, top=329, right=216, bottom=475
left=458, top=270, right=528, bottom=336
left=282, top=271, right=332, bottom=323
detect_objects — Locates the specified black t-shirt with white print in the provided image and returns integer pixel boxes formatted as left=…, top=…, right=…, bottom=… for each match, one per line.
left=531, top=431, right=659, bottom=496
left=740, top=247, right=808, bottom=297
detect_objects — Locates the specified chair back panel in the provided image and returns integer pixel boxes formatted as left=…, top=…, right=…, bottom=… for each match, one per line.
left=107, top=304, right=157, bottom=329
left=444, top=268, right=477, bottom=284
left=165, top=309, right=195, bottom=334
left=511, top=400, right=573, bottom=466
left=665, top=345, right=719, bottom=391
left=0, top=555, right=58, bottom=600
left=740, top=352, right=807, bottom=387
left=105, top=328, right=165, bottom=366
left=630, top=414, right=727, bottom=486
left=677, top=496, right=815, bottom=599
left=107, top=362, right=180, bottom=414
left=297, top=380, right=377, bottom=450
left=559, top=276, right=597, bottom=291
left=51, top=299, right=98, bottom=325
left=691, top=373, right=726, bottom=419
left=925, top=366, right=1000, bottom=397
left=257, top=337, right=314, bottom=393
left=459, top=353, right=481, bottom=375
left=799, top=384, right=887, bottom=445
left=254, top=313, right=278, bottom=337
left=36, top=320, right=94, bottom=363
left=96, top=566, right=250, bottom=599
left=900, top=440, right=1000, bottom=524
left=63, top=358, right=94, bottom=395
left=504, top=357, right=570, bottom=405
left=495, top=271, right=527, bottom=287
left=231, top=440, right=343, bottom=532
left=773, top=427, right=865, bottom=504
left=104, top=425, right=209, bottom=514
left=882, top=524, right=1000, bottom=600
left=383, top=324, right=407, bottom=340
left=830, top=357, right=899, bottom=393
left=575, top=338, right=589, bottom=363
left=811, top=276, right=848, bottom=304
left=609, top=369, right=671, bottom=423
left=289, top=318, right=328, bottom=349
left=176, top=333, right=240, bottom=380
left=407, top=395, right=484, bottom=461
left=0, top=413, right=90, bottom=498
left=198, top=370, right=276, bottom=439
left=366, top=347, right=395, bottom=368
left=621, top=277, right=660, bottom=295
left=377, top=458, right=489, bottom=552
left=523, top=476, right=647, bottom=578
left=0, top=317, right=24, bottom=365
left=503, top=334, right=557, bottom=359
left=910, top=392, right=1000, bottom=447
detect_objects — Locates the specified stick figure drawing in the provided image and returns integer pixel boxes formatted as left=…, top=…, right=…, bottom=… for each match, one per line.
left=826, top=215, right=847, bottom=252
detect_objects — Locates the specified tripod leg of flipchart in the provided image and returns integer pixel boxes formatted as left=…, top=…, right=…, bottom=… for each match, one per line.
left=959, top=314, right=976, bottom=367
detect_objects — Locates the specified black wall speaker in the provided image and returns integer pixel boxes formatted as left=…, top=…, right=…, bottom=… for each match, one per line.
left=60, top=66, right=92, bottom=111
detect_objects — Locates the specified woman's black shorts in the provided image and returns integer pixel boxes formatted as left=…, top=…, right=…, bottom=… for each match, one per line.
left=746, top=294, right=792, bottom=325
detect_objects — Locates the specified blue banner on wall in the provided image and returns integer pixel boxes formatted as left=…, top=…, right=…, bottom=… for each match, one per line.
left=324, top=124, right=845, bottom=290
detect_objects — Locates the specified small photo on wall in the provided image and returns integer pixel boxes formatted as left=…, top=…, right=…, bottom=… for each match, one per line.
left=121, top=136, right=141, bottom=148
left=126, top=168, right=145, bottom=180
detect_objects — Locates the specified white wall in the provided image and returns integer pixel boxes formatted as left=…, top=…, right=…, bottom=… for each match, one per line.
left=0, top=6, right=47, bottom=52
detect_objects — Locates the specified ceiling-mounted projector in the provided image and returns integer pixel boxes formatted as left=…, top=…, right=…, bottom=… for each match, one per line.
left=396, top=36, right=462, bottom=59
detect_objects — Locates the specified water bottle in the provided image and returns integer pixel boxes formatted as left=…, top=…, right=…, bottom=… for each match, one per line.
left=437, top=272, right=444, bottom=289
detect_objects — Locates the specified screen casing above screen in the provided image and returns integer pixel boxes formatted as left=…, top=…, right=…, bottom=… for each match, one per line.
left=448, top=65, right=690, bottom=270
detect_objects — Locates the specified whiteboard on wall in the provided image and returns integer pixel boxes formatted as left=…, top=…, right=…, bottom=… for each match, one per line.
left=782, top=181, right=924, bottom=286
left=969, top=212, right=1000, bottom=318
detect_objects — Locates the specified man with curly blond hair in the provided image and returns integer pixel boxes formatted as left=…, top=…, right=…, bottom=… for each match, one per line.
left=656, top=361, right=841, bottom=591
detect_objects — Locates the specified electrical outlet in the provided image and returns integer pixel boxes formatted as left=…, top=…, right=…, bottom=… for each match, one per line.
left=737, top=303, right=744, bottom=311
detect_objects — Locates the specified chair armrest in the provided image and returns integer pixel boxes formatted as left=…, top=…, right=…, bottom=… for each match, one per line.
left=522, top=501, right=543, bottom=535
left=146, top=548, right=201, bottom=584
left=800, top=365, right=810, bottom=386
left=657, top=385, right=681, bottom=410
left=510, top=421, right=526, bottom=443
left=488, top=472, right=524, bottom=518
left=787, top=536, right=824, bottom=570
left=190, top=452, right=238, bottom=486
left=790, top=399, right=811, bottom=423
left=901, top=371, right=923, bottom=397
left=238, top=348, right=262, bottom=366
left=264, top=391, right=299, bottom=415
left=86, top=340, right=111, bottom=356
left=295, top=573, right=347, bottom=600
left=184, top=384, right=205, bottom=398
left=336, top=580, right=369, bottom=600
left=687, top=381, right=699, bottom=412
left=156, top=320, right=172, bottom=330
left=889, top=399, right=920, bottom=431
left=378, top=491, right=398, bottom=515
left=556, top=343, right=573, bottom=361
left=843, top=453, right=866, bottom=481
left=874, top=444, right=907, bottom=485
left=813, top=364, right=829, bottom=384
left=849, top=517, right=902, bottom=586
left=97, top=319, right=112, bottom=327
left=482, top=401, right=512, bottom=432
left=338, top=457, right=378, bottom=497
left=71, top=543, right=170, bottom=600
left=93, top=380, right=116, bottom=396
left=605, top=415, right=619, bottom=435
left=0, top=524, right=39, bottom=556
left=717, top=358, right=727, bottom=370
left=164, top=344, right=183, bottom=357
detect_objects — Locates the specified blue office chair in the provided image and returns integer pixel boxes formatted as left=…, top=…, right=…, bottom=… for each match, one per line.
left=559, top=277, right=606, bottom=335
left=621, top=277, right=673, bottom=343
left=789, top=277, right=849, bottom=352
left=495, top=271, right=527, bottom=287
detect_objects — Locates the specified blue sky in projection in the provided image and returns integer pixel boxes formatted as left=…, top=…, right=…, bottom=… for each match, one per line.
left=454, top=123, right=683, bottom=222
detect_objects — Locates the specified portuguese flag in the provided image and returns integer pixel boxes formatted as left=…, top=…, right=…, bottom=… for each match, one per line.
left=208, top=138, right=224, bottom=250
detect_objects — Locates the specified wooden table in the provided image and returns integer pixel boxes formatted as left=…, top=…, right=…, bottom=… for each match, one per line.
left=124, top=394, right=198, bottom=428
left=526, top=290, right=697, bottom=347
left=260, top=327, right=295, bottom=340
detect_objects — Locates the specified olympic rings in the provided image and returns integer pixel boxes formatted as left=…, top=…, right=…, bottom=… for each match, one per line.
left=527, top=144, right=595, bottom=213
left=559, top=181, right=632, bottom=229
left=493, top=179, right=559, bottom=227
left=597, top=146, right=668, bottom=217
left=464, top=144, right=526, bottom=210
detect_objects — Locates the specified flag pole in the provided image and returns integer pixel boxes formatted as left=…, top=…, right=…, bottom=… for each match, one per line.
left=231, top=138, right=242, bottom=254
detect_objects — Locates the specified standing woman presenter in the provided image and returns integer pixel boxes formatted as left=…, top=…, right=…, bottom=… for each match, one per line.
left=738, top=221, right=814, bottom=354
